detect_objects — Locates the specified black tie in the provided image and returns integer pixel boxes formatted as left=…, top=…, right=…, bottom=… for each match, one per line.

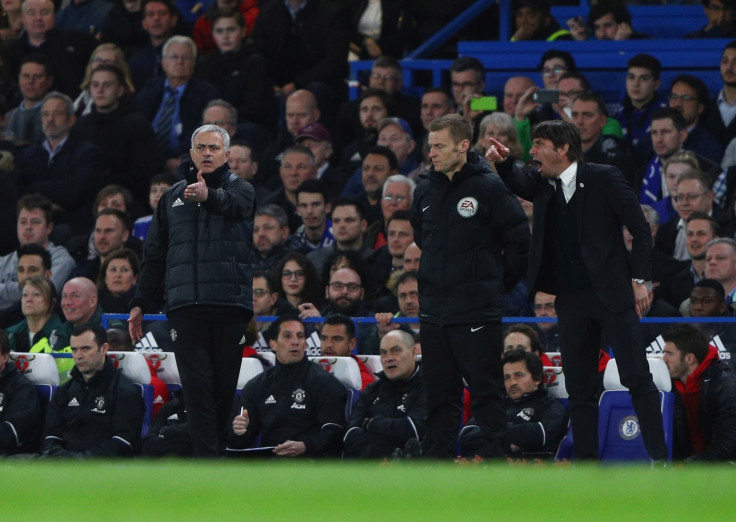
left=555, top=178, right=567, bottom=206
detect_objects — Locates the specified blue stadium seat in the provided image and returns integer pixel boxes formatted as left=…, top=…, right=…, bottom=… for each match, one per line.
left=310, top=356, right=363, bottom=421
left=597, top=358, right=674, bottom=462
left=108, top=351, right=154, bottom=438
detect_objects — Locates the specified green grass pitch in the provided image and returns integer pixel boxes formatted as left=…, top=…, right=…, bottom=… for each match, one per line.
left=2, top=460, right=735, bottom=520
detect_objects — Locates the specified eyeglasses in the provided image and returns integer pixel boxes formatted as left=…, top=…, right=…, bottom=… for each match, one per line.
left=282, top=270, right=306, bottom=279
left=542, top=66, right=568, bottom=76
left=382, top=194, right=408, bottom=203
left=673, top=192, right=707, bottom=203
left=668, top=93, right=698, bottom=103
left=328, top=282, right=362, bottom=292
left=163, top=54, right=194, bottom=62
left=253, top=289, right=271, bottom=296
left=559, top=90, right=584, bottom=98
left=371, top=73, right=398, bottom=82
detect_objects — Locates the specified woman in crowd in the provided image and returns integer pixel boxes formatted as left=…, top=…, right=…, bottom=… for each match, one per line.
left=97, top=248, right=140, bottom=313
left=273, top=252, right=321, bottom=311
left=6, top=276, right=62, bottom=352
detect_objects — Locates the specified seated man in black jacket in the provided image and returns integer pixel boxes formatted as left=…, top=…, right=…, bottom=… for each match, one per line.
left=227, top=316, right=346, bottom=457
left=38, top=323, right=144, bottom=458
left=0, top=330, right=42, bottom=455
left=663, top=324, right=736, bottom=461
left=343, top=329, right=426, bottom=459
left=460, top=349, right=568, bottom=460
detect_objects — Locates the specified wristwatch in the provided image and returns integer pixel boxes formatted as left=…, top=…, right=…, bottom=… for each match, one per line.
left=632, top=278, right=646, bottom=285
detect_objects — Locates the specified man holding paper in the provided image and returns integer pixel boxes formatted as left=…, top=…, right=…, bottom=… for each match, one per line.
left=227, top=316, right=346, bottom=457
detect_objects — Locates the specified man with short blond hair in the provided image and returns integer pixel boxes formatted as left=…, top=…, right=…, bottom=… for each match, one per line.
left=410, top=114, right=529, bottom=459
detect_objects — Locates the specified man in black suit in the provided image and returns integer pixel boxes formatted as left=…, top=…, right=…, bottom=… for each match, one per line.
left=488, top=120, right=668, bottom=462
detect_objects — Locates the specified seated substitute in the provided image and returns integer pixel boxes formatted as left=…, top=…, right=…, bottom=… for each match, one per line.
left=38, top=324, right=144, bottom=458
left=662, top=324, right=736, bottom=461
left=0, top=329, right=43, bottom=455
left=319, top=313, right=376, bottom=390
left=227, top=316, right=346, bottom=457
left=460, top=349, right=568, bottom=460
left=343, top=329, right=426, bottom=459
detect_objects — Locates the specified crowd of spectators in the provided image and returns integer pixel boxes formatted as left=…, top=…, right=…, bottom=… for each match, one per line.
left=1, top=0, right=736, bottom=462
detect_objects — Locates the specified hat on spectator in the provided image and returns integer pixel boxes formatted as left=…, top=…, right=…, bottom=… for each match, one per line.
left=377, top=117, right=414, bottom=140
left=295, top=123, right=331, bottom=143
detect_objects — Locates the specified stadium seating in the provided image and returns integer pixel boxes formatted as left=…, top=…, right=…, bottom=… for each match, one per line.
left=598, top=357, right=674, bottom=462
left=309, top=356, right=363, bottom=420
left=10, top=352, right=59, bottom=408
left=140, top=351, right=181, bottom=393
left=357, top=355, right=383, bottom=376
left=108, top=351, right=154, bottom=438
left=236, top=358, right=264, bottom=390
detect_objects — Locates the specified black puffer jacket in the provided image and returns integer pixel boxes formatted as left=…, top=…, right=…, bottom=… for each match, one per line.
left=410, top=150, right=530, bottom=324
left=0, top=363, right=42, bottom=455
left=673, top=359, right=736, bottom=462
left=132, top=164, right=255, bottom=314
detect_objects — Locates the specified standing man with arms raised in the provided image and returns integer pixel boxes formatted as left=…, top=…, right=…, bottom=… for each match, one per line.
left=410, top=114, right=530, bottom=459
left=129, top=124, right=255, bottom=457
left=487, top=120, right=668, bottom=463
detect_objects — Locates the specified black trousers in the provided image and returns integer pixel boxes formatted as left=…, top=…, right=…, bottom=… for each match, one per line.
left=419, top=321, right=505, bottom=459
left=555, top=289, right=667, bottom=460
left=168, top=314, right=249, bottom=457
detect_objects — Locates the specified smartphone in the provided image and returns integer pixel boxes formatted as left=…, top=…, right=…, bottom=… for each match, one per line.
left=533, top=90, right=559, bottom=104
left=470, top=96, right=498, bottom=111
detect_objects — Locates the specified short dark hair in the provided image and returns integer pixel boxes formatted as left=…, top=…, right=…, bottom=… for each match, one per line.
left=93, top=185, right=134, bottom=217
left=20, top=53, right=53, bottom=77
left=422, top=87, right=456, bottom=110
left=91, top=63, right=126, bottom=87
left=692, top=278, right=726, bottom=302
left=271, top=315, right=304, bottom=338
left=142, top=0, right=176, bottom=17
left=17, top=193, right=53, bottom=225
left=661, top=324, right=709, bottom=364
left=450, top=57, right=485, bottom=84
left=502, top=348, right=543, bottom=383
left=230, top=140, right=258, bottom=162
left=396, top=270, right=418, bottom=289
left=530, top=120, right=584, bottom=164
left=504, top=323, right=543, bottom=357
left=386, top=209, right=411, bottom=231
left=373, top=56, right=402, bottom=74
left=70, top=323, right=108, bottom=348
left=282, top=144, right=315, bottom=166
left=150, top=172, right=179, bottom=187
left=359, top=87, right=396, bottom=115
left=330, top=196, right=365, bottom=220
left=558, top=71, right=590, bottom=91
left=627, top=54, right=661, bottom=80
left=0, top=329, right=9, bottom=355
left=252, top=270, right=276, bottom=293
left=296, top=179, right=329, bottom=205
left=588, top=0, right=631, bottom=27
left=97, top=207, right=132, bottom=231
left=17, top=243, right=52, bottom=271
left=538, top=49, right=576, bottom=72
left=651, top=107, right=687, bottom=132
left=725, top=39, right=736, bottom=54
left=670, top=74, right=710, bottom=116
left=573, top=91, right=608, bottom=116
left=98, top=248, right=140, bottom=290
left=686, top=210, right=720, bottom=237
left=322, top=313, right=356, bottom=339
left=212, top=6, right=245, bottom=28
left=364, top=146, right=398, bottom=171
